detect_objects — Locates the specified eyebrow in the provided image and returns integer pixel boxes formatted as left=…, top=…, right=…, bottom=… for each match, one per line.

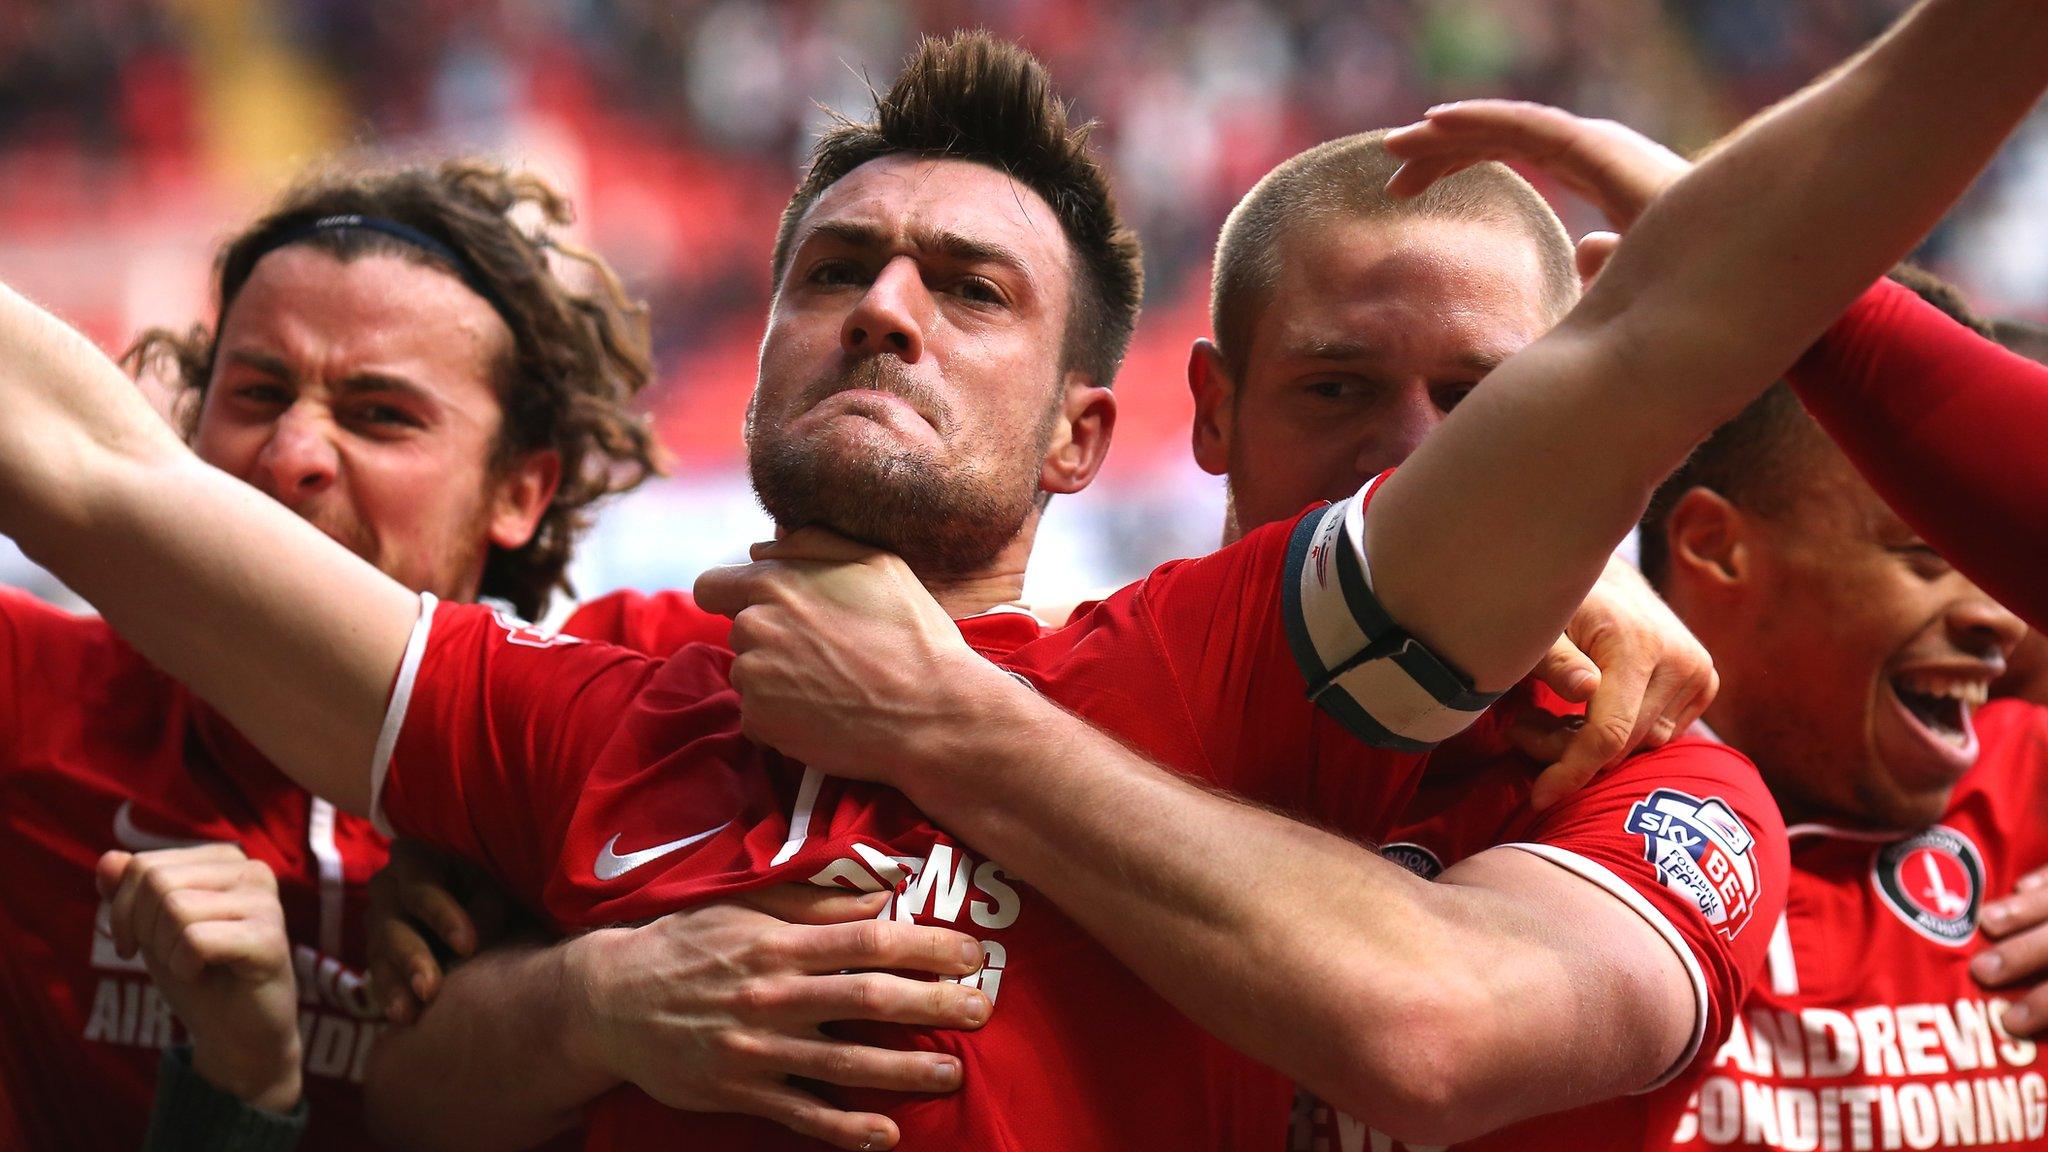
left=803, top=219, right=1035, bottom=281
left=1288, top=337, right=1375, bottom=363
left=1285, top=336, right=1510, bottom=375
left=219, top=348, right=440, bottom=406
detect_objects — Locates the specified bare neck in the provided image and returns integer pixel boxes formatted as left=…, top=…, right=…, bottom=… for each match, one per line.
left=917, top=515, right=1038, bottom=620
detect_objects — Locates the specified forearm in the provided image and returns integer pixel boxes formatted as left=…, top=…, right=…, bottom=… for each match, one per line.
left=1366, top=0, right=2048, bottom=691
left=1791, top=279, right=2048, bottom=631
left=363, top=939, right=610, bottom=1152
left=0, top=282, right=410, bottom=813
left=907, top=669, right=1610, bottom=1139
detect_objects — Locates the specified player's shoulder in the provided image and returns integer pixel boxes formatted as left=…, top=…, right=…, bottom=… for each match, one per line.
left=560, top=588, right=732, bottom=656
left=0, top=584, right=137, bottom=670
left=1601, top=735, right=1762, bottom=788
left=1952, top=697, right=2048, bottom=816
left=1531, top=737, right=1784, bottom=859
left=0, top=583, right=93, bottom=636
left=1947, top=699, right=2048, bottom=797
left=1126, top=501, right=1326, bottom=607
left=1973, top=696, right=2048, bottom=755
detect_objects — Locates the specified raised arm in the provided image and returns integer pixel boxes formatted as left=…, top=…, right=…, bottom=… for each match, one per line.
left=0, top=284, right=413, bottom=813
left=1363, top=0, right=2048, bottom=695
left=1385, top=95, right=2048, bottom=646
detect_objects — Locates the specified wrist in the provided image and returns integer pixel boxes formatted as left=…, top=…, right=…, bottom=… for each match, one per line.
left=190, top=1032, right=303, bottom=1115
left=893, top=655, right=1052, bottom=812
left=559, top=928, right=627, bottom=1085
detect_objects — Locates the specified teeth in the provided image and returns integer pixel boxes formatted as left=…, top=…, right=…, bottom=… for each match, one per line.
left=1895, top=674, right=1991, bottom=707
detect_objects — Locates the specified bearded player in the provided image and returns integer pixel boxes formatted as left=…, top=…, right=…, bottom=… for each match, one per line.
left=419, top=11, right=2048, bottom=1147
left=0, top=161, right=987, bottom=1151
left=698, top=126, right=1775, bottom=1151
left=0, top=5, right=2044, bottom=1147
left=356, top=52, right=1729, bottom=1152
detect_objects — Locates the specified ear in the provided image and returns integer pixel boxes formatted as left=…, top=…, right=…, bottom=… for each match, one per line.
left=1575, top=231, right=1622, bottom=288
left=1664, top=487, right=1748, bottom=588
left=1188, top=339, right=1235, bottom=477
left=486, top=449, right=563, bottom=551
left=1040, top=373, right=1117, bottom=496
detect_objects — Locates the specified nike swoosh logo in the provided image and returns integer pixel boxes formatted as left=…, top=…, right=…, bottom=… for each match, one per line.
left=594, top=822, right=732, bottom=881
left=112, top=801, right=214, bottom=853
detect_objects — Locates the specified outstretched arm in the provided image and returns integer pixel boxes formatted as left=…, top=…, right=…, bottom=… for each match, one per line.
left=0, top=284, right=414, bottom=813
left=1387, top=96, right=2048, bottom=642
left=1364, top=0, right=2048, bottom=699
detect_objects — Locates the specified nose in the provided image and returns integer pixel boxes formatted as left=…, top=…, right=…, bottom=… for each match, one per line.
left=840, top=257, right=928, bottom=363
left=250, top=405, right=339, bottom=501
left=1947, top=588, right=2029, bottom=665
left=1353, top=383, right=1445, bottom=478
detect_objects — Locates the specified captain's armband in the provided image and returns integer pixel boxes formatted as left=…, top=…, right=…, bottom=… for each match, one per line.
left=1281, top=481, right=1501, bottom=750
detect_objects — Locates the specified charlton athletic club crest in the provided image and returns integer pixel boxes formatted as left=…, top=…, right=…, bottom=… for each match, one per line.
left=1874, top=825, right=1984, bottom=946
left=1626, top=789, right=1761, bottom=941
left=1379, top=842, right=1444, bottom=880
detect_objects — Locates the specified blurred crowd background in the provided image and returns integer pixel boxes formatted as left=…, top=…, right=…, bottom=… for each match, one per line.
left=6, top=0, right=2046, bottom=609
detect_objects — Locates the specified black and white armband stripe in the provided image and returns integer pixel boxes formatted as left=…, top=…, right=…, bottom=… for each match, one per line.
left=1281, top=480, right=1503, bottom=751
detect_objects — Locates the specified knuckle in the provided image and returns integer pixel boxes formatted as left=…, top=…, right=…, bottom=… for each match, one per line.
left=1580, top=720, right=1630, bottom=759
left=820, top=1044, right=864, bottom=1084
left=711, top=1026, right=767, bottom=1063
left=930, top=929, right=968, bottom=968
left=729, top=609, right=770, bottom=648
left=849, top=974, right=889, bottom=1015
left=850, top=919, right=892, bottom=959
left=244, top=860, right=278, bottom=892
left=731, top=977, right=782, bottom=1019
left=136, top=859, right=171, bottom=893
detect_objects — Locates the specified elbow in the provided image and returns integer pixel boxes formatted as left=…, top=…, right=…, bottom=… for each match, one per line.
left=1315, top=968, right=1516, bottom=1147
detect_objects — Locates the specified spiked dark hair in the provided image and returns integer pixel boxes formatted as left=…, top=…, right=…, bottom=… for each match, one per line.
left=768, top=31, right=1143, bottom=387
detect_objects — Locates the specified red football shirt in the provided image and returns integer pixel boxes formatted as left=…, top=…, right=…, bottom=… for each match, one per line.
left=0, top=585, right=725, bottom=1151
left=1291, top=734, right=1789, bottom=1151
left=375, top=495, right=1492, bottom=1150
left=1666, top=700, right=2048, bottom=1151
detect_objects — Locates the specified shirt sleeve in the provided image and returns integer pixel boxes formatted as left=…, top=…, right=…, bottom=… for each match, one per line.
left=372, top=594, right=662, bottom=905
left=1502, top=740, right=1790, bottom=1090
left=141, top=1045, right=307, bottom=1152
left=1789, top=276, right=2048, bottom=631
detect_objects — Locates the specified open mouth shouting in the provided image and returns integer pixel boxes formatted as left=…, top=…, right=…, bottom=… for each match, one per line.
left=1878, top=666, right=1993, bottom=790
left=1891, top=672, right=1988, bottom=749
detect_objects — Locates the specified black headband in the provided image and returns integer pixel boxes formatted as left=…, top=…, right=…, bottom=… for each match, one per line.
left=244, top=213, right=520, bottom=329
